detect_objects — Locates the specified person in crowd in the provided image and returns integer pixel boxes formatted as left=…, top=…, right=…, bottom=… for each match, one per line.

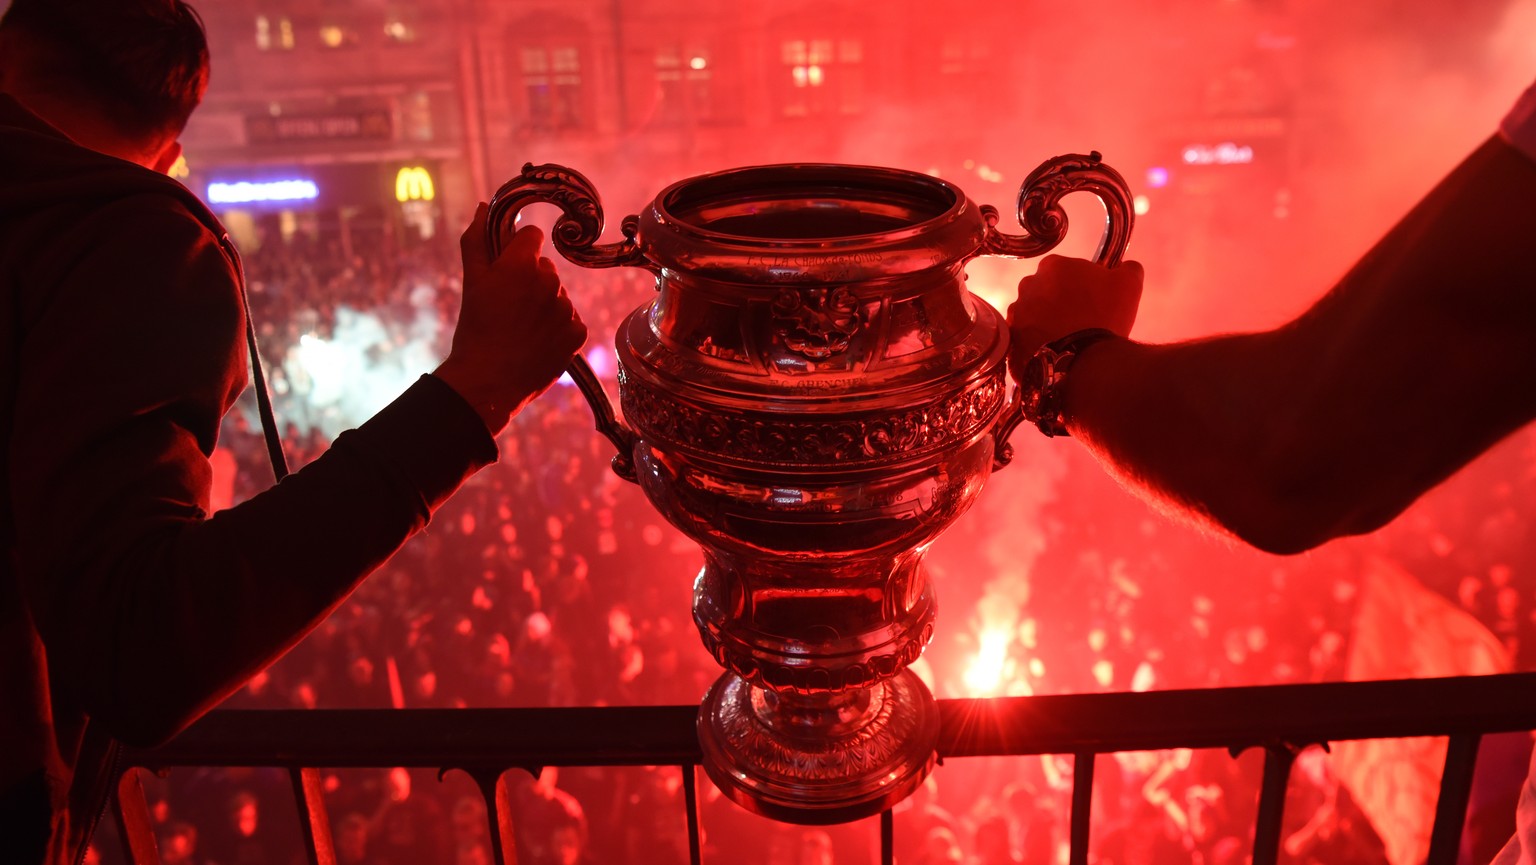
left=514, top=768, right=589, bottom=865
left=155, top=821, right=205, bottom=865
left=1006, top=79, right=1536, bottom=860
left=334, top=812, right=372, bottom=865
left=0, top=2, right=584, bottom=862
left=972, top=815, right=1022, bottom=865
left=895, top=777, right=959, bottom=865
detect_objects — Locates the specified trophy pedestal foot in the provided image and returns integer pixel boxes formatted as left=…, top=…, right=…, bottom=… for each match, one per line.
left=697, top=670, right=940, bottom=825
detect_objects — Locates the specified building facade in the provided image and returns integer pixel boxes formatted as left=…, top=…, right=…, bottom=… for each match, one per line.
left=182, top=0, right=1299, bottom=275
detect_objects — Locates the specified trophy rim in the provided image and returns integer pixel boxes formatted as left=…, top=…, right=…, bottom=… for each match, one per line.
left=651, top=162, right=971, bottom=246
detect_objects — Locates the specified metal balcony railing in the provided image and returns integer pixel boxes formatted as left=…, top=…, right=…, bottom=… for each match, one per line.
left=114, top=672, right=1536, bottom=865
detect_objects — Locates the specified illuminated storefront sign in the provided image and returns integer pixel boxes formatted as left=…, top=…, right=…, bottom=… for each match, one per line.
left=207, top=179, right=320, bottom=204
left=395, top=166, right=436, bottom=202
left=1181, top=142, right=1255, bottom=166
left=245, top=110, right=392, bottom=144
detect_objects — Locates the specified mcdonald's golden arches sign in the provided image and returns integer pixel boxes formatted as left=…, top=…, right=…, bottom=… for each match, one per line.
left=395, top=166, right=435, bottom=202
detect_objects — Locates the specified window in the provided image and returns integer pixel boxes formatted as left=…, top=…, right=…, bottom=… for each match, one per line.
left=654, top=47, right=714, bottom=126
left=520, top=46, right=583, bottom=130
left=401, top=91, right=433, bottom=141
left=319, top=20, right=359, bottom=49
left=938, top=38, right=990, bottom=77
left=778, top=37, right=863, bottom=117
left=384, top=2, right=419, bottom=43
left=256, top=15, right=296, bottom=51
left=384, top=18, right=417, bottom=43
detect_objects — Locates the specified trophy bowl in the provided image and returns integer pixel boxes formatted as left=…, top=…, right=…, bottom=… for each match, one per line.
left=488, top=154, right=1132, bottom=824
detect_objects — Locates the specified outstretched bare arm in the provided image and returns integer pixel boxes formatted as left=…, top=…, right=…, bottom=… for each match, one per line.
left=1011, top=135, right=1536, bottom=554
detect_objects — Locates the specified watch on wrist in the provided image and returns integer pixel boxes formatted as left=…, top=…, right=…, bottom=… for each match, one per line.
left=1019, top=327, right=1118, bottom=438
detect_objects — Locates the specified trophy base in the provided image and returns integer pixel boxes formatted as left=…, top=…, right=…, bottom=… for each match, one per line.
left=697, top=669, right=940, bottom=825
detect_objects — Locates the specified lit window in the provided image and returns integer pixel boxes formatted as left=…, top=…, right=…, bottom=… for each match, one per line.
left=522, top=47, right=549, bottom=76
left=551, top=47, right=580, bottom=77
left=519, top=45, right=583, bottom=130
left=278, top=18, right=295, bottom=50
left=779, top=36, right=862, bottom=117
left=384, top=3, right=420, bottom=44
left=255, top=15, right=271, bottom=50
left=384, top=19, right=415, bottom=42
left=319, top=22, right=358, bottom=49
left=654, top=47, right=714, bottom=125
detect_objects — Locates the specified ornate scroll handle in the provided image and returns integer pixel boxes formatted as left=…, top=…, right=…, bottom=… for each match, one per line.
left=487, top=162, right=650, bottom=269
left=979, top=150, right=1134, bottom=265
left=987, top=151, right=1135, bottom=470
left=486, top=162, right=643, bottom=483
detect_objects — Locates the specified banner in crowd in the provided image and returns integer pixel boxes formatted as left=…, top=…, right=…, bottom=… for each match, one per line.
left=1335, top=557, right=1511, bottom=865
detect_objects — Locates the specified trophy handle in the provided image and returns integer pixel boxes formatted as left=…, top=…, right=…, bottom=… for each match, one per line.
left=980, top=150, right=1134, bottom=264
left=486, top=162, right=643, bottom=483
left=986, top=151, right=1135, bottom=469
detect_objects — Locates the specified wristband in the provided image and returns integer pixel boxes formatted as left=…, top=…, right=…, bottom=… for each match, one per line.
left=1019, top=327, right=1118, bottom=438
left=1499, top=81, right=1536, bottom=164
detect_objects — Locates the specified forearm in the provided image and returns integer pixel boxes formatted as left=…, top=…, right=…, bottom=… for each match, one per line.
left=133, top=377, right=494, bottom=739
left=27, top=376, right=496, bottom=745
left=9, top=201, right=501, bottom=744
left=1063, top=331, right=1360, bottom=553
left=1059, top=136, right=1536, bottom=553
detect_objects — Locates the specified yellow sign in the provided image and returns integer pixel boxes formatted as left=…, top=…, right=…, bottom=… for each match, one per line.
left=395, top=166, right=435, bottom=202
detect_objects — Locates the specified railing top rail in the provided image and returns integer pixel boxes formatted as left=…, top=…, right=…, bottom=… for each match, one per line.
left=127, top=672, right=1536, bottom=770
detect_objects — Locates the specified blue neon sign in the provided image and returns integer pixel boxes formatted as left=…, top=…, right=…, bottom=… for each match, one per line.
left=207, top=179, right=320, bottom=204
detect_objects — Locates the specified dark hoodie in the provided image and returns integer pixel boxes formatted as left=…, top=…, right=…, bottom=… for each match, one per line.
left=0, top=95, right=498, bottom=863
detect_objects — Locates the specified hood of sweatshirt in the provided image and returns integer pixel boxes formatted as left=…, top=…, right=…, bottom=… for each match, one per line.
left=0, top=93, right=225, bottom=239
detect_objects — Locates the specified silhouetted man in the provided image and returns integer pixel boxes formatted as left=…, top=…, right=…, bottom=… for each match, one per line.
left=1006, top=80, right=1536, bottom=860
left=0, top=2, right=585, bottom=862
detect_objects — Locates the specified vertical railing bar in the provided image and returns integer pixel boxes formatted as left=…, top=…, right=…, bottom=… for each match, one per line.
left=1426, top=734, right=1483, bottom=865
left=474, top=768, right=521, bottom=865
left=1250, top=745, right=1297, bottom=865
left=881, top=808, right=894, bottom=865
left=289, top=767, right=338, bottom=865
left=1069, top=752, right=1095, bottom=865
left=682, top=764, right=702, bottom=865
left=113, top=767, right=161, bottom=865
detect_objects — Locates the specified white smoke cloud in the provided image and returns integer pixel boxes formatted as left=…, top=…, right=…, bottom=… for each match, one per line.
left=283, top=291, right=446, bottom=439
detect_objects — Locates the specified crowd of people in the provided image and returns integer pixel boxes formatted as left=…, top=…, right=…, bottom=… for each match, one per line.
left=89, top=223, right=1535, bottom=865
